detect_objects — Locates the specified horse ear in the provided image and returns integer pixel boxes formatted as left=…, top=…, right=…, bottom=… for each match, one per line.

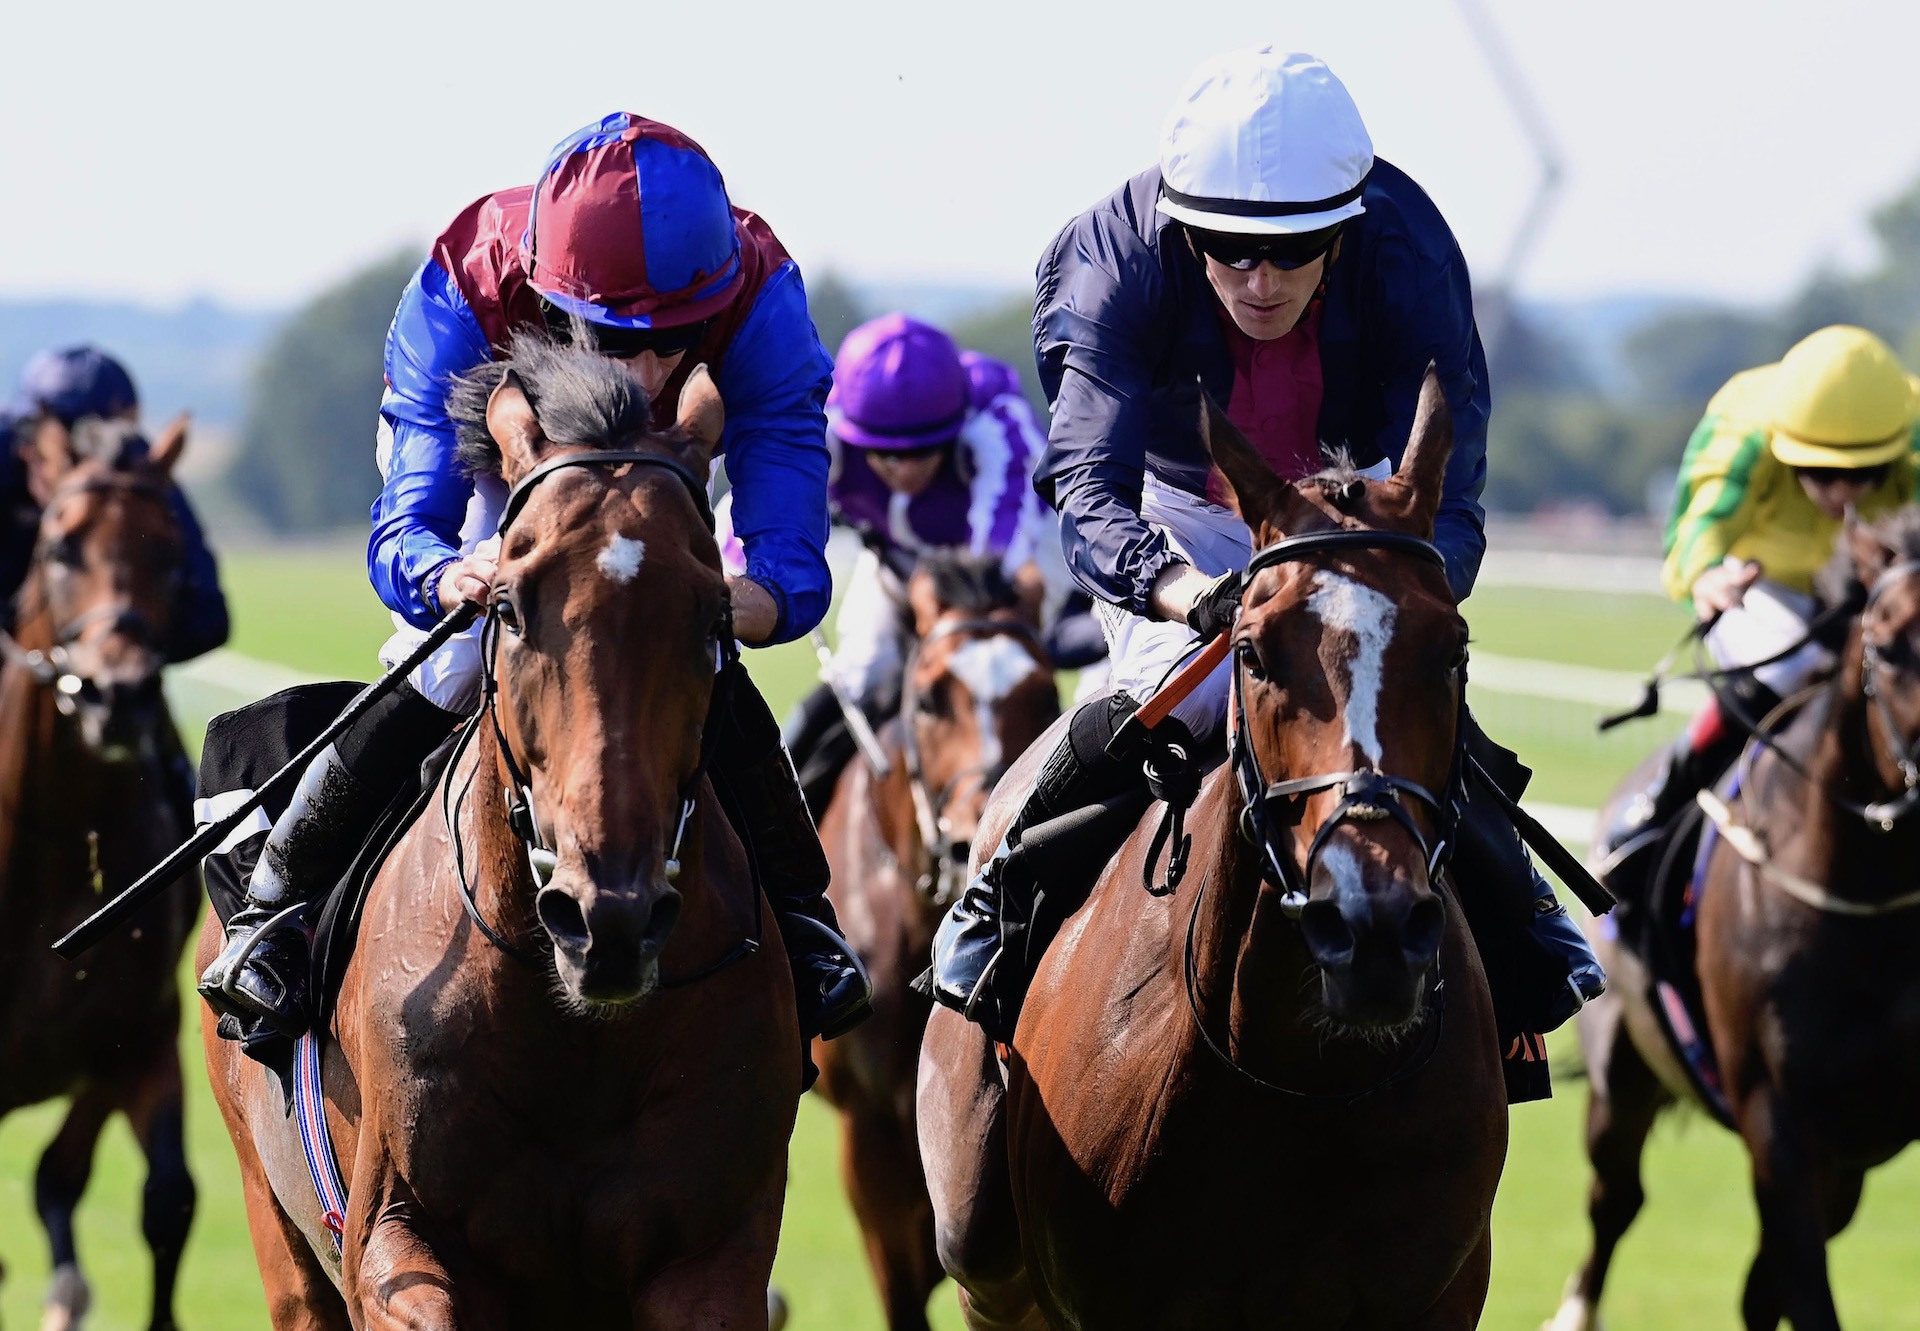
left=20, top=416, right=76, bottom=504
left=1391, top=366, right=1454, bottom=531
left=1198, top=387, right=1317, bottom=535
left=674, top=364, right=725, bottom=462
left=486, top=371, right=546, bottom=481
left=147, top=413, right=189, bottom=477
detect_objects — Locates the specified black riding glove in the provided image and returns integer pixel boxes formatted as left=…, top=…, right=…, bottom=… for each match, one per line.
left=1185, top=570, right=1244, bottom=640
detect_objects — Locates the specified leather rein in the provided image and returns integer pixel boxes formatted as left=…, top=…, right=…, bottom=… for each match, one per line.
left=443, top=447, right=761, bottom=985
left=1186, top=529, right=1466, bottom=1100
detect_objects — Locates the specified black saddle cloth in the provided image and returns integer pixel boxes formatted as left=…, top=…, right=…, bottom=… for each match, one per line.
left=199, top=683, right=458, bottom=1050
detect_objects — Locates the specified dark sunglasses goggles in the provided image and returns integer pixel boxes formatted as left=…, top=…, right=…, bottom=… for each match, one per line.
left=538, top=298, right=707, bottom=358
left=1795, top=462, right=1893, bottom=487
left=1186, top=223, right=1342, bottom=272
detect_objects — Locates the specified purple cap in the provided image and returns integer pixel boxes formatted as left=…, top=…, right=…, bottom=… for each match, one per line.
left=960, top=350, right=1021, bottom=411
left=828, top=313, right=969, bottom=450
left=19, top=346, right=138, bottom=424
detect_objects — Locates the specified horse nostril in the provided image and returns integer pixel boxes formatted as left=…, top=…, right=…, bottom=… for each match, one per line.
left=639, top=889, right=681, bottom=952
left=1402, top=895, right=1445, bottom=969
left=945, top=841, right=972, bottom=867
left=535, top=887, right=591, bottom=952
left=1299, top=899, right=1356, bottom=968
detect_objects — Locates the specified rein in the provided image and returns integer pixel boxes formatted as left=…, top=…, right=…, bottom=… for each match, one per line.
left=443, top=446, right=761, bottom=985
left=1183, top=528, right=1462, bottom=1100
left=892, top=613, right=1044, bottom=908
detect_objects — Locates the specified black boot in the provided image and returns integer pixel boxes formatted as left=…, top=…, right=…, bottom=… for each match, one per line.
left=198, top=683, right=455, bottom=1040
left=783, top=682, right=859, bottom=825
left=925, top=692, right=1147, bottom=1038
left=714, top=664, right=872, bottom=1041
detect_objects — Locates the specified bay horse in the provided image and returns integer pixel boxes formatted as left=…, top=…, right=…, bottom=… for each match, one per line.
left=812, top=552, right=1058, bottom=1330
left=201, top=339, right=800, bottom=1328
left=918, top=375, right=1507, bottom=1329
left=0, top=415, right=199, bottom=1331
left=1553, top=508, right=1920, bottom=1331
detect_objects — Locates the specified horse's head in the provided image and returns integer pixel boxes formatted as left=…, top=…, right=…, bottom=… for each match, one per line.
left=1204, top=371, right=1467, bottom=1033
left=900, top=553, right=1058, bottom=902
left=12, top=413, right=186, bottom=759
left=1837, top=507, right=1920, bottom=804
left=450, top=333, right=731, bottom=1009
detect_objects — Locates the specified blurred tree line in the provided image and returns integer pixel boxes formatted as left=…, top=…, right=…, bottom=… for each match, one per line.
left=224, top=172, right=1920, bottom=531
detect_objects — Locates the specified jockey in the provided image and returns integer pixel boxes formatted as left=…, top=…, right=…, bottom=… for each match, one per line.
left=1, top=346, right=229, bottom=662
left=1599, top=325, right=1919, bottom=864
left=777, top=313, right=1052, bottom=816
left=200, top=113, right=871, bottom=1046
left=925, top=48, right=1606, bottom=1054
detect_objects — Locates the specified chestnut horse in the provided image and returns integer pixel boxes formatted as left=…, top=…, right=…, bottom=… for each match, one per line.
left=1554, top=509, right=1920, bottom=1331
left=812, top=553, right=1058, bottom=1330
left=919, top=376, right=1507, bottom=1329
left=202, top=340, right=799, bottom=1328
left=0, top=416, right=199, bottom=1331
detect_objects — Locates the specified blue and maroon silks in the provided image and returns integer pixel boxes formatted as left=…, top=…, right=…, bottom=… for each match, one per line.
left=1033, top=158, right=1492, bottom=615
left=369, top=114, right=833, bottom=642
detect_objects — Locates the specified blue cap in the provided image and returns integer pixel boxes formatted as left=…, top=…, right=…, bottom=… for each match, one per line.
left=18, top=347, right=139, bottom=424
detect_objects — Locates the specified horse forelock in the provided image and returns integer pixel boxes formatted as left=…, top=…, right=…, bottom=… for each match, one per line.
left=448, top=327, right=655, bottom=475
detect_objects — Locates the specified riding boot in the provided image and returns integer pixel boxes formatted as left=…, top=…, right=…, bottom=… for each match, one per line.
left=713, top=662, right=873, bottom=1041
left=1597, top=680, right=1778, bottom=871
left=783, top=682, right=854, bottom=824
left=198, top=682, right=456, bottom=1040
left=924, top=691, right=1146, bottom=1039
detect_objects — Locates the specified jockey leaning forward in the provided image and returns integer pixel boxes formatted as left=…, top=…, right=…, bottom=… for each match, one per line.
left=1597, top=324, right=1920, bottom=870
left=775, top=313, right=1053, bottom=817
left=1, top=346, right=228, bottom=662
left=200, top=113, right=872, bottom=1046
left=922, top=48, right=1607, bottom=1080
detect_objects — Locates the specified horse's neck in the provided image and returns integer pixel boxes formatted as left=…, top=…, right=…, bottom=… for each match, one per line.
left=1763, top=648, right=1920, bottom=863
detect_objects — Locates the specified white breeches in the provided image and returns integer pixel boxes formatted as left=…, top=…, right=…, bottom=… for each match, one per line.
left=1704, top=580, right=1830, bottom=697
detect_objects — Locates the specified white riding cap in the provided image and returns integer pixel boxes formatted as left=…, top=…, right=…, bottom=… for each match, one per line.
left=1157, top=48, right=1374, bottom=237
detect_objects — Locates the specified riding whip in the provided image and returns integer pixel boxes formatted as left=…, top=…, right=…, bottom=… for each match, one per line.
left=52, top=603, right=481, bottom=960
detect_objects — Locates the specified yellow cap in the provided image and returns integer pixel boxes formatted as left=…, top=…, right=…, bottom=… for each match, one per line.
left=1767, top=325, right=1920, bottom=468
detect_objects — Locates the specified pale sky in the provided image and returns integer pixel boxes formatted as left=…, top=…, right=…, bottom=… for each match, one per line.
left=4, top=0, right=1913, bottom=310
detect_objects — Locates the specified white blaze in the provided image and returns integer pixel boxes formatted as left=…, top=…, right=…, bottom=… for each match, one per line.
left=944, top=636, right=1036, bottom=774
left=1306, top=572, right=1396, bottom=767
left=597, top=535, right=647, bottom=584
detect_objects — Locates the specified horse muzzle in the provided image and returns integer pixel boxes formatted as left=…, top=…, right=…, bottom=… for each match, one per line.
left=69, top=672, right=166, bottom=762
left=536, top=876, right=681, bottom=1006
left=1299, top=880, right=1444, bottom=1032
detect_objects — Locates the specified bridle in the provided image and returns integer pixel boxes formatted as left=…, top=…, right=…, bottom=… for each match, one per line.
left=893, top=613, right=1045, bottom=907
left=0, top=471, right=173, bottom=716
left=445, top=446, right=760, bottom=985
left=1190, top=528, right=1467, bottom=1100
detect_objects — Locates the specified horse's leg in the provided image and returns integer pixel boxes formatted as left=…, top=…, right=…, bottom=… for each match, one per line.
left=916, top=1008, right=1042, bottom=1331
left=119, top=1045, right=197, bottom=1331
left=1409, top=1229, right=1492, bottom=1330
left=632, top=1171, right=785, bottom=1331
left=202, top=1010, right=349, bottom=1331
left=1546, top=996, right=1669, bottom=1331
left=33, top=1082, right=114, bottom=1331
left=1737, top=1090, right=1842, bottom=1331
left=841, top=1108, right=941, bottom=1331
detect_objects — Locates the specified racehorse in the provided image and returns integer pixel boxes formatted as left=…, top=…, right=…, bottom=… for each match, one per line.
left=918, top=375, right=1507, bottom=1329
left=201, top=337, right=801, bottom=1328
left=0, top=415, right=199, bottom=1331
left=1553, top=509, right=1920, bottom=1331
left=811, top=552, right=1057, bottom=1330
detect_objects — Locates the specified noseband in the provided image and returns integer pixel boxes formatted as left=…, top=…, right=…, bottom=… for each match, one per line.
left=896, top=614, right=1044, bottom=907
left=446, top=447, right=759, bottom=985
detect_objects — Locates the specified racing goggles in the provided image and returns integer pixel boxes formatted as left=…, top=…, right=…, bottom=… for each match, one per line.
left=1186, top=223, right=1342, bottom=272
left=539, top=298, right=707, bottom=358
left=1794, top=462, right=1892, bottom=488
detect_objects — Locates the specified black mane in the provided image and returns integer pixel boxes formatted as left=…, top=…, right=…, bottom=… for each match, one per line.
left=920, top=550, right=1020, bottom=614
left=446, top=326, right=652, bottom=475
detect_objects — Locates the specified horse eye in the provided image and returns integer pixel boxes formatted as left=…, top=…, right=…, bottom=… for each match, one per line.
left=1236, top=638, right=1268, bottom=683
left=46, top=537, right=83, bottom=568
left=493, top=592, right=522, bottom=635
left=915, top=688, right=942, bottom=717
